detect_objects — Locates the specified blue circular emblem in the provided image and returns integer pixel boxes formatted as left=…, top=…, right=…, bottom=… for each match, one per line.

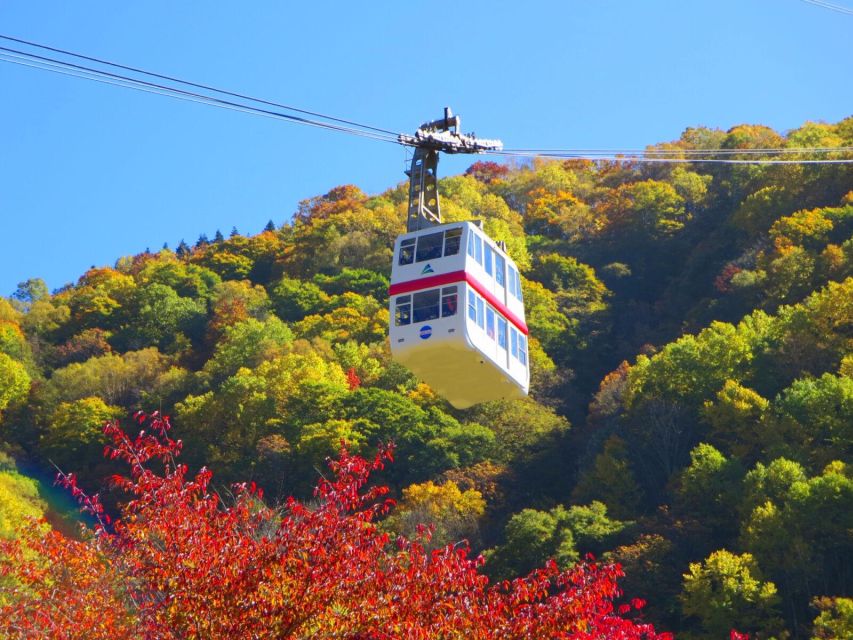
left=419, top=325, right=432, bottom=340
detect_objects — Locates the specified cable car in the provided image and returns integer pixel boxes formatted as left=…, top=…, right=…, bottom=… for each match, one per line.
left=389, top=221, right=529, bottom=408
left=388, top=109, right=529, bottom=408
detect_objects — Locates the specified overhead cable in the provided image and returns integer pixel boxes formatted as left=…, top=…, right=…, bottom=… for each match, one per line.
left=799, top=0, right=853, bottom=16
left=0, top=46, right=400, bottom=144
left=0, top=33, right=400, bottom=136
left=2, top=36, right=853, bottom=165
left=504, top=146, right=853, bottom=156
left=486, top=149, right=853, bottom=165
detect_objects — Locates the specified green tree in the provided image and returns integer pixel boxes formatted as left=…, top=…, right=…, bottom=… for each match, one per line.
left=178, top=347, right=350, bottom=491
left=811, top=597, right=853, bottom=640
left=202, top=317, right=293, bottom=384
left=116, top=283, right=206, bottom=352
left=487, top=502, right=626, bottom=581
left=0, top=320, right=31, bottom=364
left=605, top=180, right=687, bottom=238
left=702, top=380, right=770, bottom=461
left=312, top=268, right=389, bottom=301
left=627, top=321, right=755, bottom=410
left=294, top=293, right=387, bottom=345
left=11, top=278, right=49, bottom=311
left=675, top=444, right=743, bottom=538
left=135, top=257, right=221, bottom=300
left=740, top=459, right=853, bottom=624
left=572, top=435, right=643, bottom=519
left=269, top=277, right=330, bottom=322
left=529, top=253, right=609, bottom=315
left=47, top=348, right=170, bottom=407
left=340, top=388, right=493, bottom=485
left=624, top=321, right=756, bottom=489
left=519, top=278, right=575, bottom=361
left=730, top=186, right=795, bottom=237
left=197, top=251, right=253, bottom=281
left=467, top=399, right=569, bottom=465
left=767, top=374, right=853, bottom=470
left=669, top=167, right=711, bottom=213
left=485, top=508, right=575, bottom=580
left=562, top=501, right=628, bottom=556
left=0, top=353, right=30, bottom=413
left=40, top=397, right=123, bottom=471
left=294, top=418, right=367, bottom=465
left=681, top=549, right=783, bottom=638
left=740, top=457, right=808, bottom=517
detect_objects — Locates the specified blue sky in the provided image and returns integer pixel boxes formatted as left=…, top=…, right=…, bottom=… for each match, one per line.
left=1, top=1, right=851, bottom=296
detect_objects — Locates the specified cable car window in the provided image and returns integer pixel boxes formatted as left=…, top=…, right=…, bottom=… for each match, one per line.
left=486, top=307, right=496, bottom=340
left=515, top=270, right=524, bottom=302
left=416, top=232, right=444, bottom=262
left=518, top=334, right=528, bottom=365
left=467, top=230, right=475, bottom=258
left=467, top=290, right=476, bottom=322
left=495, top=254, right=506, bottom=288
left=497, top=317, right=508, bottom=349
left=474, top=235, right=483, bottom=266
left=399, top=238, right=416, bottom=266
left=395, top=295, right=411, bottom=326
left=510, top=327, right=518, bottom=359
left=444, top=228, right=462, bottom=256
left=484, top=244, right=493, bottom=277
left=476, top=297, right=485, bottom=329
left=507, top=265, right=517, bottom=297
left=441, top=286, right=458, bottom=317
left=412, top=289, right=440, bottom=323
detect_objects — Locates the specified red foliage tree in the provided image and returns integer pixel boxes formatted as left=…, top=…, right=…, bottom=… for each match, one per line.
left=714, top=263, right=743, bottom=294
left=465, top=161, right=510, bottom=184
left=346, top=366, right=362, bottom=390
left=0, top=413, right=671, bottom=639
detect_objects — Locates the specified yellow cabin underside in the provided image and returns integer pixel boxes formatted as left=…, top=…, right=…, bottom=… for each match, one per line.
left=394, top=339, right=526, bottom=409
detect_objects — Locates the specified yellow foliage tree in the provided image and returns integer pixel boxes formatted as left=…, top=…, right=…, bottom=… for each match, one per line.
left=384, top=479, right=486, bottom=549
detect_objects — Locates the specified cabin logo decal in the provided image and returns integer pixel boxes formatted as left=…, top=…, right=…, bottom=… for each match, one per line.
left=421, top=264, right=434, bottom=274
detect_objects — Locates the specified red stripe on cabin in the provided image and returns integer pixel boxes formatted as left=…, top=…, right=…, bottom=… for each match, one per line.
left=389, top=270, right=529, bottom=336
left=389, top=270, right=467, bottom=296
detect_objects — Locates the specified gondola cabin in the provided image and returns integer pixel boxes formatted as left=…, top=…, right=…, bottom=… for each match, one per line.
left=389, top=221, right=529, bottom=409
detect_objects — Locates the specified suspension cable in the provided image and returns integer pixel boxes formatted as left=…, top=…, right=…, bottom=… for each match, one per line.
left=0, top=33, right=400, bottom=137
left=0, top=46, right=400, bottom=144
left=2, top=35, right=852, bottom=165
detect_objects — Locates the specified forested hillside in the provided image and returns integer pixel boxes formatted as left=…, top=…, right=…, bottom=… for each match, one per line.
left=2, top=118, right=852, bottom=637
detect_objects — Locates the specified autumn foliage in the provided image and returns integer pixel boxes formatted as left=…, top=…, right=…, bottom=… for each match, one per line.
left=0, top=413, right=668, bottom=639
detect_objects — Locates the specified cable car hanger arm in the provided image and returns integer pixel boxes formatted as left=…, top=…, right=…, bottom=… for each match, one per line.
left=402, top=108, right=502, bottom=233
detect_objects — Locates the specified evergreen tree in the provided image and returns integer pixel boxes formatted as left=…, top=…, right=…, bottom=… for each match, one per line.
left=230, top=226, right=240, bottom=237
left=214, top=229, right=225, bottom=243
left=12, top=278, right=49, bottom=307
left=264, top=220, right=276, bottom=232
left=176, top=240, right=190, bottom=258
left=195, top=234, right=209, bottom=249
